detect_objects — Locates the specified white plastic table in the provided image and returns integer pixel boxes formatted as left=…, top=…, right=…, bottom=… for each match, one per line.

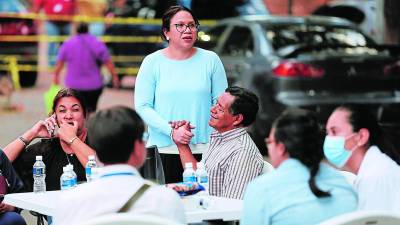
left=4, top=191, right=243, bottom=223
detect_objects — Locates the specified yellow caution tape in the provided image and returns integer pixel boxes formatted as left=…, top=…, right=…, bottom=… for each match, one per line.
left=0, top=35, right=162, bottom=43
left=0, top=13, right=217, bottom=26
left=0, top=64, right=140, bottom=76
left=0, top=54, right=145, bottom=63
left=3, top=57, right=21, bottom=90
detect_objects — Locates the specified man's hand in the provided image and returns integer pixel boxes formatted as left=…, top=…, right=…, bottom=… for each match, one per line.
left=171, top=121, right=194, bottom=145
left=169, top=120, right=195, bottom=130
left=0, top=202, right=15, bottom=213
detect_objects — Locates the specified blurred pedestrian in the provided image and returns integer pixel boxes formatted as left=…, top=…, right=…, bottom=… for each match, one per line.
left=33, top=0, right=76, bottom=66
left=76, top=0, right=107, bottom=36
left=135, top=5, right=228, bottom=183
left=53, top=23, right=120, bottom=114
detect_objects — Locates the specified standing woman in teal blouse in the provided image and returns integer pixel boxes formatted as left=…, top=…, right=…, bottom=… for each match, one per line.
left=134, top=5, right=228, bottom=183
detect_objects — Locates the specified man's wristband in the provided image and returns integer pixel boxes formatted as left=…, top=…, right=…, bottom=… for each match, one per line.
left=18, top=136, right=29, bottom=147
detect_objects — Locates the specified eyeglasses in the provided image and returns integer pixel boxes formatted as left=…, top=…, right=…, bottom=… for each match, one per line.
left=173, top=23, right=199, bottom=33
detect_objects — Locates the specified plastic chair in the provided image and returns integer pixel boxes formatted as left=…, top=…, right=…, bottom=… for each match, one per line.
left=318, top=211, right=400, bottom=225
left=139, top=146, right=165, bottom=184
left=76, top=213, right=184, bottom=225
left=262, top=161, right=274, bottom=174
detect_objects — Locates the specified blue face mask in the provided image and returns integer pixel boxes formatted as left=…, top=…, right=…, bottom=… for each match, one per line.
left=323, top=136, right=352, bottom=168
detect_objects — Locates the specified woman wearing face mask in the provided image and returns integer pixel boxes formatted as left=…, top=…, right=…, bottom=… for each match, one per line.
left=3, top=88, right=96, bottom=191
left=134, top=5, right=228, bottom=183
left=242, top=109, right=357, bottom=225
left=324, top=104, right=400, bottom=211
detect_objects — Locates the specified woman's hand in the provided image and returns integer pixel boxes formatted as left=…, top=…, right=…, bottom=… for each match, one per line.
left=57, top=121, right=78, bottom=143
left=29, top=114, right=58, bottom=139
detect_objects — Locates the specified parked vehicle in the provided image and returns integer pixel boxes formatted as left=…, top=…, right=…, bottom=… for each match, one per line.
left=0, top=0, right=38, bottom=87
left=197, top=15, right=400, bottom=154
left=313, top=0, right=381, bottom=43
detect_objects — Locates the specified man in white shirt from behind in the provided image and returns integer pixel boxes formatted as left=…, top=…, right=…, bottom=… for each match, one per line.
left=54, top=106, right=185, bottom=225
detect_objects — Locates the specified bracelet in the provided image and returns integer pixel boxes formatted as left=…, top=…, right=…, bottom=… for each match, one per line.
left=67, top=136, right=78, bottom=145
left=18, top=136, right=29, bottom=147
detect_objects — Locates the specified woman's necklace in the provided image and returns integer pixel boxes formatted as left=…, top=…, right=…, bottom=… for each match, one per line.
left=65, top=153, right=74, bottom=164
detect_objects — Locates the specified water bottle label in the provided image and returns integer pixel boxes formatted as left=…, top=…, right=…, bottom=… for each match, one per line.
left=85, top=167, right=92, bottom=176
left=183, top=176, right=196, bottom=183
left=199, top=176, right=208, bottom=183
left=61, top=179, right=73, bottom=189
left=72, top=177, right=77, bottom=186
left=33, top=168, right=45, bottom=176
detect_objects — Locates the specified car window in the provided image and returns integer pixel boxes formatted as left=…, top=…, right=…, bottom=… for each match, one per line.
left=221, top=26, right=254, bottom=57
left=197, top=25, right=227, bottom=50
left=263, top=24, right=374, bottom=50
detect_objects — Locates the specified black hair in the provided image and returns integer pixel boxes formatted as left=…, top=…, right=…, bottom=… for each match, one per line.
left=87, top=106, right=145, bottom=164
left=336, top=104, right=400, bottom=165
left=52, top=88, right=87, bottom=117
left=161, top=5, right=199, bottom=41
left=273, top=108, right=331, bottom=198
left=77, top=23, right=89, bottom=34
left=225, top=86, right=259, bottom=127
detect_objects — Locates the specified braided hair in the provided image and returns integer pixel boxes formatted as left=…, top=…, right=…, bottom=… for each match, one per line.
left=273, top=108, right=330, bottom=198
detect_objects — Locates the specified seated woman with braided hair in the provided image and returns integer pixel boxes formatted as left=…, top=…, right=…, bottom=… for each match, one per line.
left=241, top=108, right=357, bottom=225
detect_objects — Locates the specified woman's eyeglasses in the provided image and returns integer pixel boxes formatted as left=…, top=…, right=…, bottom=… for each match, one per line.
left=173, top=23, right=199, bottom=33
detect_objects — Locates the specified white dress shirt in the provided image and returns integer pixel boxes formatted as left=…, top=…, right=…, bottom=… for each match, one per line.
left=54, top=164, right=186, bottom=225
left=354, top=146, right=400, bottom=211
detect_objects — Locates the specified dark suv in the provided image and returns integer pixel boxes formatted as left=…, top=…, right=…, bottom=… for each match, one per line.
left=197, top=15, right=400, bottom=154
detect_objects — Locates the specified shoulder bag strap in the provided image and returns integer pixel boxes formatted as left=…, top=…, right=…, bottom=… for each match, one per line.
left=78, top=36, right=101, bottom=65
left=117, top=183, right=151, bottom=213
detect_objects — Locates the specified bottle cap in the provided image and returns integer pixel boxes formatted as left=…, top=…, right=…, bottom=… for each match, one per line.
left=185, top=162, right=193, bottom=168
left=88, top=155, right=95, bottom=160
left=36, top=155, right=43, bottom=160
left=197, top=162, right=204, bottom=169
left=67, top=164, right=74, bottom=170
left=63, top=166, right=68, bottom=172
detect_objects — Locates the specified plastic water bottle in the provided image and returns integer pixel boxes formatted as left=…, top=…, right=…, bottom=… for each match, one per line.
left=182, top=162, right=196, bottom=183
left=67, top=164, right=77, bottom=187
left=196, top=162, right=209, bottom=194
left=85, top=155, right=97, bottom=182
left=33, top=155, right=46, bottom=193
left=60, top=166, right=74, bottom=190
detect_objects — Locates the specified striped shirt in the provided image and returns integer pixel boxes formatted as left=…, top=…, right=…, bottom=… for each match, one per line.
left=202, top=127, right=264, bottom=199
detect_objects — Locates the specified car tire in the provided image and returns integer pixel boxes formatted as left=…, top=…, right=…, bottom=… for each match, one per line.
left=19, top=71, right=37, bottom=87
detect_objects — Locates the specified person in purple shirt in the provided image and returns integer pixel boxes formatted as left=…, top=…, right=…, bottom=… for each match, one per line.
left=53, top=23, right=120, bottom=114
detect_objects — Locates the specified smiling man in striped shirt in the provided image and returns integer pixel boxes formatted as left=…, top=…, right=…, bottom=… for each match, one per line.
left=173, top=86, right=264, bottom=199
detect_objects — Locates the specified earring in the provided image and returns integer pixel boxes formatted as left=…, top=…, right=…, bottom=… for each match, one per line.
left=166, top=36, right=170, bottom=41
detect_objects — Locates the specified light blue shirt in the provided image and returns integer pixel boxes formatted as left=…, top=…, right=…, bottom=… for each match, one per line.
left=241, top=159, right=357, bottom=225
left=135, top=48, right=227, bottom=148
